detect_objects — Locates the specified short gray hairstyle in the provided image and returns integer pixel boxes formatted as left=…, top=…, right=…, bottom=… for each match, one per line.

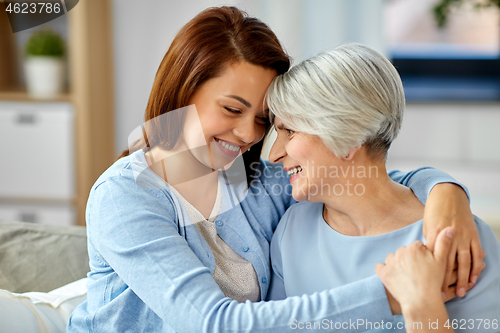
left=266, top=43, right=405, bottom=159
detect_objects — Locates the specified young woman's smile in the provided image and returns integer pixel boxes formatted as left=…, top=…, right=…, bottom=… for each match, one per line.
left=214, top=137, right=244, bottom=158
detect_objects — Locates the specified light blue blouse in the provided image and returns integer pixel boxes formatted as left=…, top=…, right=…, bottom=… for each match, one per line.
left=270, top=201, right=500, bottom=332
left=67, top=149, right=467, bottom=332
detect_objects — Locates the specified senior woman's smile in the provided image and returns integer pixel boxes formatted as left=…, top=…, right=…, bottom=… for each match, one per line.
left=269, top=117, right=353, bottom=203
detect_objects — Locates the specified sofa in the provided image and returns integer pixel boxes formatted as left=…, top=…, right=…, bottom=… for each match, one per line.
left=0, top=219, right=89, bottom=332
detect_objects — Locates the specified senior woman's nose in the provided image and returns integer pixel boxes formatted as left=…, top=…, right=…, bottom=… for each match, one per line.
left=269, top=136, right=286, bottom=164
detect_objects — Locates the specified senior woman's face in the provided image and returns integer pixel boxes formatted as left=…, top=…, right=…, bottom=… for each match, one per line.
left=269, top=117, right=338, bottom=202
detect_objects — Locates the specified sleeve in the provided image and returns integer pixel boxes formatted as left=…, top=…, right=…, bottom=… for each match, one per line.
left=388, top=167, right=470, bottom=205
left=267, top=209, right=289, bottom=301
left=90, top=176, right=393, bottom=333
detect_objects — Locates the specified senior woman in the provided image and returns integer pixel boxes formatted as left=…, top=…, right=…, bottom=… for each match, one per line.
left=267, top=43, right=500, bottom=332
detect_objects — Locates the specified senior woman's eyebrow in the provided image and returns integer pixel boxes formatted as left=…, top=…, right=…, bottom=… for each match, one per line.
left=225, top=95, right=251, bottom=108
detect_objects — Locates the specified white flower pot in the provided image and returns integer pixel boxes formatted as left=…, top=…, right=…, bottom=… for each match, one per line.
left=24, top=57, right=65, bottom=99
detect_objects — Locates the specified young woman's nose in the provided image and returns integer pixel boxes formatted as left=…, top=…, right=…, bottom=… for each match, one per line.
left=269, top=134, right=286, bottom=164
left=233, top=117, right=256, bottom=145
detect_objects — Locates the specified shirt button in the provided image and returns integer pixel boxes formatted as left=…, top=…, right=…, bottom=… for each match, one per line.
left=215, top=220, right=223, bottom=227
left=261, top=277, right=267, bottom=284
left=243, top=246, right=249, bottom=252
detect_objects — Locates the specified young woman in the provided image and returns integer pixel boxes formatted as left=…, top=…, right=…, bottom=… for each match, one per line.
left=267, top=43, right=499, bottom=332
left=68, top=7, right=485, bottom=332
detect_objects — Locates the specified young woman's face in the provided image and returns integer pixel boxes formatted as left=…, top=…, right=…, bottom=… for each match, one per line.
left=183, top=61, right=276, bottom=170
left=269, top=117, right=338, bottom=202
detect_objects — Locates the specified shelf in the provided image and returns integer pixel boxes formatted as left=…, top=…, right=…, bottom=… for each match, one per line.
left=0, top=196, right=75, bottom=206
left=0, top=0, right=115, bottom=226
left=0, top=89, right=71, bottom=102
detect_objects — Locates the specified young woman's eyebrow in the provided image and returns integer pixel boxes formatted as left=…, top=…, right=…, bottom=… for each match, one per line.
left=225, top=95, right=251, bottom=108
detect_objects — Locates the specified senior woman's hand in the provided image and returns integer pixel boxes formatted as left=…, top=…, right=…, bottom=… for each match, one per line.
left=423, top=183, right=486, bottom=298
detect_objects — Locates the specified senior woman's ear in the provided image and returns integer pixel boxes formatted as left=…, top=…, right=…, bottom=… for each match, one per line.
left=343, top=146, right=361, bottom=161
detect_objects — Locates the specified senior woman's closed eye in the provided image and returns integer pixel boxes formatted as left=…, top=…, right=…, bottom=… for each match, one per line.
left=276, top=124, right=295, bottom=137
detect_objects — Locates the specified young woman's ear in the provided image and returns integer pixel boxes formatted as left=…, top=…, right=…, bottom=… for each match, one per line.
left=343, top=146, right=361, bottom=161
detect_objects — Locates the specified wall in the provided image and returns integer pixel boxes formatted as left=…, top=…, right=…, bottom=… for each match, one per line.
left=387, top=104, right=500, bottom=236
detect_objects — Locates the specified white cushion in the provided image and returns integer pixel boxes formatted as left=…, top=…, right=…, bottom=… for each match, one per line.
left=0, top=278, right=87, bottom=333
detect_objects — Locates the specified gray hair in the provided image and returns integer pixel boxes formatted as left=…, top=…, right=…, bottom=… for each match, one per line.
left=266, top=43, right=405, bottom=159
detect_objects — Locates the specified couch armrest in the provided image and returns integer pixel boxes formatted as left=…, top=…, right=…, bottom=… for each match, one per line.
left=0, top=220, right=89, bottom=293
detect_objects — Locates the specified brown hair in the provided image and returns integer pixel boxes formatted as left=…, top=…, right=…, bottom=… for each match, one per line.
left=119, top=6, right=290, bottom=183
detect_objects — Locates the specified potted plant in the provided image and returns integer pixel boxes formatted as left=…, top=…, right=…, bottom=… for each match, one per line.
left=433, top=0, right=500, bottom=27
left=24, top=29, right=66, bottom=99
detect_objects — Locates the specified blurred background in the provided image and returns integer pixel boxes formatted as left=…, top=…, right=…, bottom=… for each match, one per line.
left=0, top=0, right=498, bottom=239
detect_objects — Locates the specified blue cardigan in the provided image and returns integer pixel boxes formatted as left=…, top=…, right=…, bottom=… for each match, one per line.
left=67, top=149, right=466, bottom=332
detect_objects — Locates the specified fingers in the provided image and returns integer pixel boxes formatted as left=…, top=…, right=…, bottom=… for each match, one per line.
left=439, top=228, right=456, bottom=293
left=449, top=269, right=458, bottom=286
left=375, top=262, right=386, bottom=277
left=385, top=251, right=395, bottom=263
left=444, top=285, right=457, bottom=302
left=456, top=246, right=473, bottom=297
left=434, top=227, right=455, bottom=266
left=443, top=249, right=455, bottom=293
left=425, top=227, right=439, bottom=253
left=469, top=238, right=486, bottom=287
left=407, top=240, right=424, bottom=250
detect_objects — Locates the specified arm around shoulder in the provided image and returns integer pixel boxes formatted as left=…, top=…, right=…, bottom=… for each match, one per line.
left=87, top=176, right=394, bottom=332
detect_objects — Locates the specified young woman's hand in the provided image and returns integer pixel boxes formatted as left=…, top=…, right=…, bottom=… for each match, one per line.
left=423, top=183, right=485, bottom=298
left=376, top=227, right=456, bottom=332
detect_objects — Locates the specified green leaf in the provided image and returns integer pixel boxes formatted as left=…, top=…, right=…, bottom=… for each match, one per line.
left=25, top=29, right=65, bottom=57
